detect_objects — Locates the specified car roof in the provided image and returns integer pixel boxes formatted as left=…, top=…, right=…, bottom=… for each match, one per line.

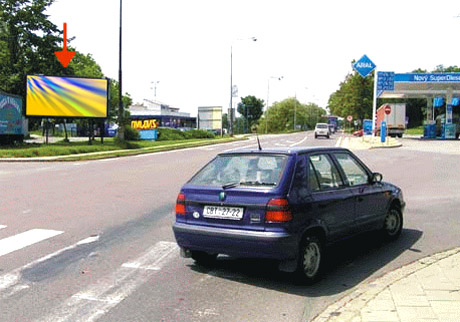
left=219, top=146, right=351, bottom=156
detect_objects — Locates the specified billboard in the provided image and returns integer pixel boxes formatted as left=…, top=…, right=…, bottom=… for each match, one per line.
left=26, top=75, right=109, bottom=118
left=0, top=91, right=24, bottom=135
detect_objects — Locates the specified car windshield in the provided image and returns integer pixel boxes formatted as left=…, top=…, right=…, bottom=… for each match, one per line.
left=188, top=154, right=289, bottom=188
left=316, top=124, right=328, bottom=129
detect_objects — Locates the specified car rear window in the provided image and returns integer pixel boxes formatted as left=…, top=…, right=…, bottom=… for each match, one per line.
left=188, top=154, right=289, bottom=188
left=316, top=124, right=328, bottom=129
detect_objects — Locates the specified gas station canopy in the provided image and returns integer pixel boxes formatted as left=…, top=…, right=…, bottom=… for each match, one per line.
left=377, top=72, right=460, bottom=139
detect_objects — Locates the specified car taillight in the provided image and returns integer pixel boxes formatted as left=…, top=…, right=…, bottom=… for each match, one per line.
left=175, top=193, right=186, bottom=215
left=265, top=198, right=292, bottom=222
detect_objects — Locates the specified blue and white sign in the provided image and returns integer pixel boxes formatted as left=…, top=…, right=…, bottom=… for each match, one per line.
left=139, top=129, right=158, bottom=140
left=395, top=73, right=460, bottom=83
left=353, top=55, right=376, bottom=78
left=363, top=119, right=373, bottom=135
left=377, top=71, right=395, bottom=97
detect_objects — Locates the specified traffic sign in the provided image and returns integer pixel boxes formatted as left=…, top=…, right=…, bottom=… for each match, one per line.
left=384, top=105, right=391, bottom=115
left=347, top=115, right=353, bottom=122
left=377, top=71, right=395, bottom=97
left=353, top=55, right=376, bottom=78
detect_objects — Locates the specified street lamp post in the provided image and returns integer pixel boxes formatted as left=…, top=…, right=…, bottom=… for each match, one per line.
left=265, top=76, right=283, bottom=133
left=229, top=37, right=257, bottom=136
left=294, top=93, right=296, bottom=131
left=151, top=81, right=160, bottom=100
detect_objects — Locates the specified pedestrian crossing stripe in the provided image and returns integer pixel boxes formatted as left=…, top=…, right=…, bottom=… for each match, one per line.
left=0, top=225, right=6, bottom=230
left=0, top=229, right=63, bottom=258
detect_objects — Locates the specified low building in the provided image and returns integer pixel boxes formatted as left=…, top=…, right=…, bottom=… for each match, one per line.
left=197, top=106, right=222, bottom=133
left=129, top=99, right=196, bottom=129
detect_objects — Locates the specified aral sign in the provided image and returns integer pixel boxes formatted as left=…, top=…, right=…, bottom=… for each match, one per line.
left=353, top=55, right=376, bottom=78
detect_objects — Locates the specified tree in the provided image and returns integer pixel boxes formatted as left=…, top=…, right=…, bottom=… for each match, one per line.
left=0, top=1, right=133, bottom=137
left=0, top=0, right=70, bottom=98
left=328, top=66, right=374, bottom=121
left=237, top=95, right=264, bottom=132
left=257, top=97, right=326, bottom=133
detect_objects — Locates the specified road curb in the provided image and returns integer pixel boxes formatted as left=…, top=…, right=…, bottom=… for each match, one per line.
left=311, top=247, right=460, bottom=322
left=338, top=136, right=402, bottom=150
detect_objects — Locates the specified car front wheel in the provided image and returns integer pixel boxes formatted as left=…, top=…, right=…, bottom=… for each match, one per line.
left=382, top=207, right=403, bottom=241
left=297, top=235, right=323, bottom=284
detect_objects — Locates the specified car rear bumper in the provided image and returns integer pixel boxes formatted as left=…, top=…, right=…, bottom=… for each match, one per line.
left=172, top=222, right=298, bottom=260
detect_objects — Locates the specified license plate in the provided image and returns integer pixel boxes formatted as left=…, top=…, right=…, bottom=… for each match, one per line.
left=202, top=206, right=244, bottom=220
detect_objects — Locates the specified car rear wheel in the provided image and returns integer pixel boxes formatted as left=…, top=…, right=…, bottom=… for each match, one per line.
left=191, top=251, right=218, bottom=266
left=381, top=207, right=403, bottom=241
left=296, top=235, right=323, bottom=284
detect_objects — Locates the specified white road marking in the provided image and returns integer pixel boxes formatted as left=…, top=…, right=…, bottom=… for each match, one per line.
left=0, top=229, right=63, bottom=258
left=122, top=241, right=178, bottom=270
left=335, top=136, right=343, bottom=147
left=289, top=135, right=308, bottom=147
left=0, top=235, right=100, bottom=299
left=77, top=235, right=100, bottom=245
left=95, top=158, right=118, bottom=162
left=35, top=241, right=178, bottom=322
left=0, top=225, right=6, bottom=230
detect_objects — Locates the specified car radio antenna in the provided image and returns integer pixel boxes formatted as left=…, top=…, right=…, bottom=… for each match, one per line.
left=255, top=129, right=262, bottom=150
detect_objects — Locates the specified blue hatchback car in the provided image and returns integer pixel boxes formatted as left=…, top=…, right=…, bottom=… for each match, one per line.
left=172, top=147, right=405, bottom=283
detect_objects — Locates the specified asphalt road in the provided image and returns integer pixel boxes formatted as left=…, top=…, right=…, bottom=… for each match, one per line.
left=1, top=132, right=459, bottom=322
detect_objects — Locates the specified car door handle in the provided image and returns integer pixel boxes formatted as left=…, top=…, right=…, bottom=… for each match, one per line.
left=318, top=203, right=328, bottom=209
left=357, top=197, right=364, bottom=202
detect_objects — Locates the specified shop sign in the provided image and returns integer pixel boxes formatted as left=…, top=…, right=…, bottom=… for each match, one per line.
left=131, top=119, right=158, bottom=130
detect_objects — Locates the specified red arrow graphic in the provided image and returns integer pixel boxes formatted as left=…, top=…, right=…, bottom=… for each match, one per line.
left=54, top=23, right=75, bottom=67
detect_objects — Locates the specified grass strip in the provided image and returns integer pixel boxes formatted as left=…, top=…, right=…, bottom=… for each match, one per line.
left=0, top=137, right=247, bottom=161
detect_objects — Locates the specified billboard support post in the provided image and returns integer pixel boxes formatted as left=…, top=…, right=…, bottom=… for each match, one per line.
left=63, top=119, right=69, bottom=142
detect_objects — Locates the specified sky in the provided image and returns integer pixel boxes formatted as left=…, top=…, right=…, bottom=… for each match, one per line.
left=46, top=0, right=460, bottom=117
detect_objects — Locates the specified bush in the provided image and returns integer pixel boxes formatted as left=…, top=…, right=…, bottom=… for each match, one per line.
left=123, top=125, right=140, bottom=141
left=156, top=128, right=217, bottom=141
left=184, top=129, right=215, bottom=139
left=157, top=128, right=185, bottom=141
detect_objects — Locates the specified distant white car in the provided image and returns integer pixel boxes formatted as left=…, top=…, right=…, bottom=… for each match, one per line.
left=314, top=123, right=330, bottom=139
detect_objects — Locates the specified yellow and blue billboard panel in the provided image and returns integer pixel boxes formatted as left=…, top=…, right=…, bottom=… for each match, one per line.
left=26, top=75, right=108, bottom=118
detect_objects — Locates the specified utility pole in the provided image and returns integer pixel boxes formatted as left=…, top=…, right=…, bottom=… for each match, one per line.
left=117, top=0, right=124, bottom=139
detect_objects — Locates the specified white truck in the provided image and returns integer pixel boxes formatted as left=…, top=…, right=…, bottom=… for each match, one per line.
left=376, top=103, right=406, bottom=138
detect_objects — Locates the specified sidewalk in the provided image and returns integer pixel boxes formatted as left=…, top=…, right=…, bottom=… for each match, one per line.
left=336, top=135, right=402, bottom=150
left=312, top=247, right=460, bottom=322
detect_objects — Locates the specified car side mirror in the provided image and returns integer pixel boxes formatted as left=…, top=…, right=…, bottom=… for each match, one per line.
left=371, top=172, right=383, bottom=184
